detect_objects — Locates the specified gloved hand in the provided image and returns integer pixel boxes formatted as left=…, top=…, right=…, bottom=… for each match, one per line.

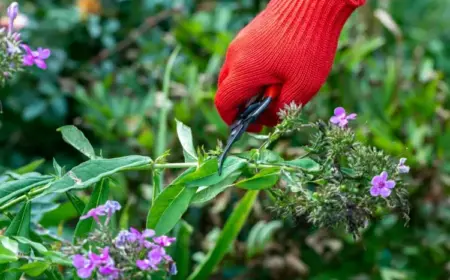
left=214, top=0, right=366, bottom=132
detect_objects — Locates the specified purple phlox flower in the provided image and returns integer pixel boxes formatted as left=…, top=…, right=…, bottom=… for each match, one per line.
left=114, top=230, right=134, bottom=248
left=153, top=236, right=176, bottom=247
left=73, top=254, right=95, bottom=279
left=148, top=246, right=166, bottom=267
left=330, top=107, right=357, bottom=128
left=80, top=205, right=107, bottom=223
left=7, top=2, right=19, bottom=34
left=370, top=171, right=396, bottom=198
left=98, top=264, right=120, bottom=279
left=89, top=247, right=112, bottom=266
left=169, top=263, right=178, bottom=275
left=129, top=227, right=155, bottom=248
left=21, top=44, right=51, bottom=69
left=104, top=200, right=121, bottom=217
left=136, top=259, right=152, bottom=271
left=397, top=158, right=410, bottom=174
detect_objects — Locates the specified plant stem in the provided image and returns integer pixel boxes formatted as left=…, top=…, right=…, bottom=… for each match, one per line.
left=154, top=46, right=181, bottom=197
left=0, top=161, right=299, bottom=213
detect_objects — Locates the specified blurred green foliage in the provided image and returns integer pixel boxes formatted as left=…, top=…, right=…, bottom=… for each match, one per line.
left=0, top=0, right=449, bottom=279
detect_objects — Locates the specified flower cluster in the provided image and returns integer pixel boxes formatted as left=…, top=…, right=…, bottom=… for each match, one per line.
left=268, top=106, right=410, bottom=237
left=0, top=2, right=50, bottom=84
left=73, top=247, right=120, bottom=279
left=69, top=201, right=177, bottom=279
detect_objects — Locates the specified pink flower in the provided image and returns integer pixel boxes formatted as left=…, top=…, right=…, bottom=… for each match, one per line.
left=330, top=107, right=357, bottom=128
left=72, top=254, right=95, bottom=279
left=153, top=236, right=176, bottom=247
left=370, top=171, right=396, bottom=198
left=21, top=44, right=51, bottom=69
left=80, top=205, right=107, bottom=223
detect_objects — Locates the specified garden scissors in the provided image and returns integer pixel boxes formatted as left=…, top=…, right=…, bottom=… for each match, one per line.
left=218, top=85, right=281, bottom=175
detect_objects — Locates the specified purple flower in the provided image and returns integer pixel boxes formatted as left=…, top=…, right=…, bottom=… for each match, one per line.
left=7, top=2, right=18, bottom=34
left=73, top=254, right=95, bottom=279
left=136, top=259, right=152, bottom=271
left=397, top=158, right=410, bottom=174
left=21, top=44, right=51, bottom=69
left=80, top=205, right=106, bottom=223
left=153, top=236, right=176, bottom=247
left=370, top=171, right=396, bottom=198
left=330, top=107, right=357, bottom=128
left=148, top=246, right=165, bottom=267
left=98, top=265, right=120, bottom=279
left=104, top=200, right=121, bottom=217
left=169, top=263, right=178, bottom=275
left=89, top=247, right=112, bottom=266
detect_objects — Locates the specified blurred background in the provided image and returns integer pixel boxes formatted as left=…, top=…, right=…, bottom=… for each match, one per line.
left=1, top=0, right=450, bottom=279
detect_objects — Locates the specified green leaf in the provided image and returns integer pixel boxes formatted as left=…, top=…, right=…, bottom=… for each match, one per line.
left=172, top=221, right=194, bottom=280
left=14, top=159, right=45, bottom=175
left=0, top=237, right=18, bottom=264
left=146, top=184, right=197, bottom=236
left=43, top=155, right=151, bottom=194
left=66, top=191, right=86, bottom=215
left=57, top=125, right=96, bottom=159
left=285, top=157, right=321, bottom=172
left=19, top=262, right=50, bottom=277
left=191, top=172, right=241, bottom=204
left=74, top=179, right=109, bottom=241
left=53, top=159, right=63, bottom=177
left=247, top=221, right=282, bottom=258
left=187, top=191, right=258, bottom=280
left=42, top=251, right=72, bottom=266
left=12, top=237, right=47, bottom=253
left=0, top=176, right=53, bottom=206
left=5, top=202, right=31, bottom=245
left=236, top=168, right=280, bottom=190
left=178, top=157, right=246, bottom=187
left=176, top=119, right=197, bottom=162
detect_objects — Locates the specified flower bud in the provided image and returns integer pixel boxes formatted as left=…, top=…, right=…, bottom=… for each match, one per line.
left=7, top=2, right=19, bottom=21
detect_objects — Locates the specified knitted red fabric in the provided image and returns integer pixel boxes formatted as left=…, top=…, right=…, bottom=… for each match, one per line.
left=214, top=0, right=366, bottom=132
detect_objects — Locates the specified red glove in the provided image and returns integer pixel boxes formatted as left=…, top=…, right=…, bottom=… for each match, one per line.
left=215, top=0, right=366, bottom=132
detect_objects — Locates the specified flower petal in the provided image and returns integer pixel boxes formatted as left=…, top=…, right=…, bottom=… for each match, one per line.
left=136, top=259, right=150, bottom=270
left=385, top=180, right=396, bottom=189
left=370, top=186, right=380, bottom=196
left=334, top=107, right=345, bottom=116
left=371, top=175, right=381, bottom=186
left=330, top=116, right=341, bottom=124
left=380, top=171, right=388, bottom=181
left=37, top=48, right=51, bottom=59
left=380, top=187, right=392, bottom=198
left=22, top=55, right=34, bottom=66
left=34, top=59, right=47, bottom=69
left=399, top=158, right=407, bottom=165
left=72, top=255, right=87, bottom=268
left=77, top=267, right=94, bottom=279
left=346, top=113, right=357, bottom=120
left=20, top=44, right=32, bottom=54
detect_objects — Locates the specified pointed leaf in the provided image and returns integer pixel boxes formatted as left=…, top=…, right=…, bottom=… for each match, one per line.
left=43, top=155, right=151, bottom=194
left=57, top=125, right=96, bottom=159
left=12, top=237, right=47, bottom=253
left=147, top=184, right=197, bottom=236
left=0, top=176, right=53, bottom=206
left=178, top=157, right=246, bottom=187
left=285, top=157, right=321, bottom=172
left=0, top=237, right=18, bottom=264
left=53, top=159, right=63, bottom=177
left=14, top=159, right=45, bottom=175
left=74, top=179, right=109, bottom=241
left=236, top=168, right=280, bottom=190
left=191, top=172, right=241, bottom=204
left=172, top=221, right=193, bottom=280
left=176, top=119, right=197, bottom=162
left=66, top=191, right=86, bottom=215
left=187, top=191, right=258, bottom=280
left=19, top=262, right=50, bottom=277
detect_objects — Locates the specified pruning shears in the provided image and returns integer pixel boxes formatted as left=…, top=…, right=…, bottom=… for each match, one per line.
left=218, top=85, right=281, bottom=175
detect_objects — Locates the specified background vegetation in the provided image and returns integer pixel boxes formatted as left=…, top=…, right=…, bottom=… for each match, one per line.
left=1, top=0, right=449, bottom=279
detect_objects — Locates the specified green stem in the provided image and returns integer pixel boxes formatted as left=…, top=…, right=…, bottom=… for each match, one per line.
left=0, top=161, right=299, bottom=213
left=154, top=46, right=181, bottom=196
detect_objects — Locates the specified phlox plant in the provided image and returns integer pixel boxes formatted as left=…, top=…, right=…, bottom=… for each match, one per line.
left=0, top=97, right=410, bottom=279
left=0, top=2, right=50, bottom=85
